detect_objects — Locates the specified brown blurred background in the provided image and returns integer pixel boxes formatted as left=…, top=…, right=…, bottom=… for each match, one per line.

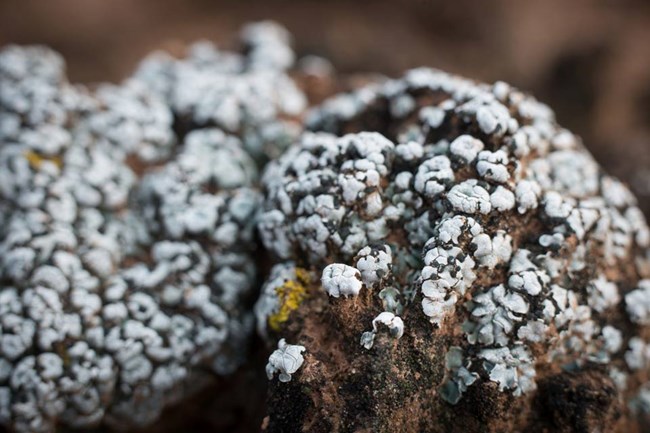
left=1, top=0, right=648, bottom=214
left=0, top=1, right=649, bottom=431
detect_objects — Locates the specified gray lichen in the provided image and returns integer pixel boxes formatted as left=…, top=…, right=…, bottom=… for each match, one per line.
left=321, top=264, right=363, bottom=298
left=3, top=23, right=650, bottom=433
left=259, top=66, right=650, bottom=411
left=0, top=21, right=307, bottom=433
left=133, top=21, right=306, bottom=164
left=266, top=338, right=306, bottom=383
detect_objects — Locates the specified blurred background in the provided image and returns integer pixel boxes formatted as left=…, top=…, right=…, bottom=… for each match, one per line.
left=0, top=1, right=648, bottom=431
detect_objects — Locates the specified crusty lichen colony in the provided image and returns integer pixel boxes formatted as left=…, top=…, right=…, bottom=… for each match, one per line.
left=256, top=68, right=650, bottom=430
left=1, top=22, right=649, bottom=433
left=0, top=22, right=305, bottom=433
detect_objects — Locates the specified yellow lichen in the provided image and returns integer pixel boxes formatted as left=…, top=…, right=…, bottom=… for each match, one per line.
left=24, top=150, right=62, bottom=170
left=268, top=268, right=310, bottom=332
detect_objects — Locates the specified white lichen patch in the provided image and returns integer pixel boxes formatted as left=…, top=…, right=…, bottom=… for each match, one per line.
left=449, top=135, right=484, bottom=163
left=297, top=66, right=650, bottom=406
left=266, top=338, right=306, bottom=382
left=626, top=280, right=650, bottom=325
left=133, top=21, right=306, bottom=163
left=259, top=131, right=417, bottom=267
left=321, top=264, right=363, bottom=298
left=625, top=338, right=650, bottom=371
left=421, top=215, right=514, bottom=325
left=476, top=149, right=510, bottom=183
left=360, top=311, right=405, bottom=350
left=464, top=284, right=529, bottom=346
left=439, top=347, right=479, bottom=404
left=355, top=244, right=392, bottom=288
left=446, top=180, right=491, bottom=215
left=0, top=23, right=304, bottom=432
left=479, top=345, right=537, bottom=396
left=587, top=276, right=620, bottom=313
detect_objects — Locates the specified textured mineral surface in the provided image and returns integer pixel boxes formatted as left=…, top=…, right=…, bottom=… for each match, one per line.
left=256, top=68, right=650, bottom=432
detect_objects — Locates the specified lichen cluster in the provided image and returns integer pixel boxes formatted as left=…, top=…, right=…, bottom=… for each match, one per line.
left=256, top=67, right=650, bottom=429
left=0, top=22, right=306, bottom=433
left=1, top=22, right=650, bottom=433
left=133, top=21, right=306, bottom=164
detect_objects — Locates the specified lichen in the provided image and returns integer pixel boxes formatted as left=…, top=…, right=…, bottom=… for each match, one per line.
left=259, top=65, right=650, bottom=428
left=3, top=22, right=650, bottom=433
left=268, top=268, right=310, bottom=332
left=23, top=150, right=63, bottom=170
left=266, top=339, right=306, bottom=383
left=0, top=21, right=308, bottom=433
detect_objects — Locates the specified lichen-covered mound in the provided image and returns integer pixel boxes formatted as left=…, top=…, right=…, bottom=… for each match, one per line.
left=0, top=22, right=307, bottom=433
left=256, top=68, right=650, bottom=432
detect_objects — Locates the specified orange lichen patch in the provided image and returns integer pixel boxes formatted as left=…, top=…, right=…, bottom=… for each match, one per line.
left=268, top=268, right=310, bottom=332
left=24, top=150, right=62, bottom=170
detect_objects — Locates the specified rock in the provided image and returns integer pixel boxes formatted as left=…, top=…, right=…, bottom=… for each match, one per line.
left=256, top=68, right=650, bottom=432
